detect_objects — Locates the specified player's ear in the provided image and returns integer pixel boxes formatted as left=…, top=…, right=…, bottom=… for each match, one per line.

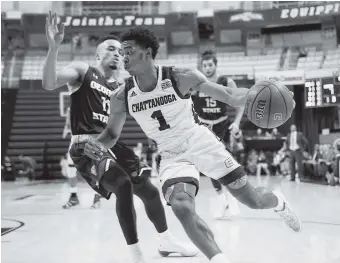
left=95, top=52, right=100, bottom=61
left=146, top=47, right=152, bottom=58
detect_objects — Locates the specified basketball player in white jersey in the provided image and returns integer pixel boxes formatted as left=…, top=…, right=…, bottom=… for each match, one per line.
left=62, top=107, right=102, bottom=209
left=43, top=12, right=198, bottom=263
left=85, top=27, right=301, bottom=263
left=192, top=50, right=241, bottom=218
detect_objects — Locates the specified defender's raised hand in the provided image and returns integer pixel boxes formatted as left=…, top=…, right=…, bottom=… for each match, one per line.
left=45, top=11, right=65, bottom=48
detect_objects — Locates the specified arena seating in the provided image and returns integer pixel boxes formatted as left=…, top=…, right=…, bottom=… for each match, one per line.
left=21, top=51, right=71, bottom=80
left=217, top=49, right=281, bottom=76
left=6, top=86, right=149, bottom=179
left=296, top=46, right=323, bottom=70
left=322, top=45, right=340, bottom=69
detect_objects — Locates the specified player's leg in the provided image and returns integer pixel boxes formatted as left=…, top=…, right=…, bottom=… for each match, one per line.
left=98, top=158, right=144, bottom=262
left=193, top=126, right=302, bottom=232
left=70, top=142, right=141, bottom=262
left=113, top=142, right=198, bottom=257
left=133, top=171, right=198, bottom=257
left=160, top=163, right=230, bottom=262
left=211, top=121, right=240, bottom=218
left=62, top=153, right=80, bottom=209
left=218, top=162, right=302, bottom=232
left=289, top=151, right=297, bottom=181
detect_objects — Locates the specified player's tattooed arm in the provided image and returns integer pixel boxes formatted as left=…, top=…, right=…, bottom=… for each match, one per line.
left=177, top=69, right=249, bottom=108
left=95, top=85, right=127, bottom=149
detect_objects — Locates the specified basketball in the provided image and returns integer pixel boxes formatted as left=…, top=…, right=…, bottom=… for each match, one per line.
left=245, top=79, right=295, bottom=129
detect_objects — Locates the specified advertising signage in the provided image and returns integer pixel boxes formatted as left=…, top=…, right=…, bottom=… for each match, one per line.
left=22, top=14, right=167, bottom=36
left=58, top=15, right=166, bottom=28
left=279, top=2, right=340, bottom=20
left=214, top=2, right=340, bottom=29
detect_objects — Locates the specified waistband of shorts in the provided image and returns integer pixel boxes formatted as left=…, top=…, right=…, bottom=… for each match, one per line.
left=198, top=115, right=228, bottom=126
left=71, top=134, right=100, bottom=144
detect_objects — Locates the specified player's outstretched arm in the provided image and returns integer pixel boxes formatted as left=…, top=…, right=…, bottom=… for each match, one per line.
left=85, top=86, right=127, bottom=160
left=173, top=68, right=249, bottom=108
left=42, top=11, right=87, bottom=91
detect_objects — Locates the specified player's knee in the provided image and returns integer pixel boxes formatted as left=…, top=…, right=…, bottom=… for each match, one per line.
left=170, top=192, right=195, bottom=220
left=100, top=164, right=132, bottom=192
left=134, top=179, right=160, bottom=201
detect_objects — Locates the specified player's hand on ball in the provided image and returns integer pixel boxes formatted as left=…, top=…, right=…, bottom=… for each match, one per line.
left=84, top=140, right=107, bottom=161
left=45, top=11, right=65, bottom=48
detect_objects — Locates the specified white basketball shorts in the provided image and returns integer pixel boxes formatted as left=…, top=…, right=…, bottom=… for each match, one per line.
left=159, top=125, right=244, bottom=202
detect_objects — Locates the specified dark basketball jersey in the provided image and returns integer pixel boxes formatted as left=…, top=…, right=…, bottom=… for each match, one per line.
left=192, top=75, right=229, bottom=121
left=70, top=66, right=119, bottom=135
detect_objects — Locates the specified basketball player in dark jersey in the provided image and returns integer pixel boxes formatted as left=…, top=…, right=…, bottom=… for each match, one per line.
left=191, top=50, right=241, bottom=218
left=85, top=27, right=301, bottom=263
left=42, top=12, right=198, bottom=263
left=61, top=106, right=102, bottom=209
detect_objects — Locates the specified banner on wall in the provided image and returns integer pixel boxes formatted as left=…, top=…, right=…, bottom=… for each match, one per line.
left=214, top=2, right=340, bottom=30
left=279, top=2, right=340, bottom=20
left=22, top=14, right=167, bottom=36
left=255, top=70, right=305, bottom=85
left=58, top=15, right=166, bottom=28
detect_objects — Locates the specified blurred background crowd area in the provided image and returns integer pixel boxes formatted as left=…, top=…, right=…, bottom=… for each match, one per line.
left=1, top=1, right=340, bottom=185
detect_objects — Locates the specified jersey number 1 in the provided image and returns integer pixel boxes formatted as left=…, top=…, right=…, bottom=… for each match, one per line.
left=151, top=110, right=170, bottom=131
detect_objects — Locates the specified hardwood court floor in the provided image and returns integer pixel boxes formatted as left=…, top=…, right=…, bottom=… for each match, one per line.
left=2, top=176, right=340, bottom=263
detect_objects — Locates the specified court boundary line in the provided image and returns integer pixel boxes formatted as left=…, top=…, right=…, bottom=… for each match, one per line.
left=1, top=219, right=25, bottom=236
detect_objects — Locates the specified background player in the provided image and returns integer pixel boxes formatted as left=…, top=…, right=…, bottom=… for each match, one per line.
left=192, top=50, right=241, bottom=218
left=43, top=13, right=197, bottom=263
left=62, top=107, right=102, bottom=209
left=85, top=27, right=301, bottom=263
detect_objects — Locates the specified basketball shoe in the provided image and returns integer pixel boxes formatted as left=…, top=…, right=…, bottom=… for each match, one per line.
left=62, top=193, right=79, bottom=209
left=213, top=191, right=229, bottom=219
left=90, top=194, right=101, bottom=209
left=273, top=190, right=302, bottom=232
left=158, top=230, right=199, bottom=257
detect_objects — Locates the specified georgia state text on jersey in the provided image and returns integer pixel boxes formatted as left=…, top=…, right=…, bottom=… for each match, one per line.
left=125, top=66, right=200, bottom=152
left=69, top=66, right=120, bottom=135
left=191, top=75, right=229, bottom=121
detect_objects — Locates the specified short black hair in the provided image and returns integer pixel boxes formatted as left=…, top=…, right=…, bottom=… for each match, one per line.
left=201, top=50, right=217, bottom=65
left=120, top=27, right=159, bottom=59
left=96, top=35, right=120, bottom=46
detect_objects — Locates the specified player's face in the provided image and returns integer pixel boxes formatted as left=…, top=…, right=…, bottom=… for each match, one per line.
left=201, top=59, right=216, bottom=78
left=96, top=39, right=123, bottom=70
left=122, top=40, right=149, bottom=75
left=290, top=125, right=297, bottom=132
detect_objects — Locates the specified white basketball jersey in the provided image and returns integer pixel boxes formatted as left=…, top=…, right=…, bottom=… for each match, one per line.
left=126, top=66, right=200, bottom=152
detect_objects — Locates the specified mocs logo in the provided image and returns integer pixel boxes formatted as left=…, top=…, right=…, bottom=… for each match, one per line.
left=161, top=79, right=172, bottom=90
left=273, top=113, right=283, bottom=121
left=255, top=100, right=266, bottom=121
left=229, top=12, right=264, bottom=23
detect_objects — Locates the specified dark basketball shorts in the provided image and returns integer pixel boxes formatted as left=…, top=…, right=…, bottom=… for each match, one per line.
left=69, top=140, right=150, bottom=199
left=211, top=119, right=231, bottom=145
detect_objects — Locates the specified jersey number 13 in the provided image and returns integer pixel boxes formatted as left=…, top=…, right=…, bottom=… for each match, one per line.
left=151, top=110, right=170, bottom=131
